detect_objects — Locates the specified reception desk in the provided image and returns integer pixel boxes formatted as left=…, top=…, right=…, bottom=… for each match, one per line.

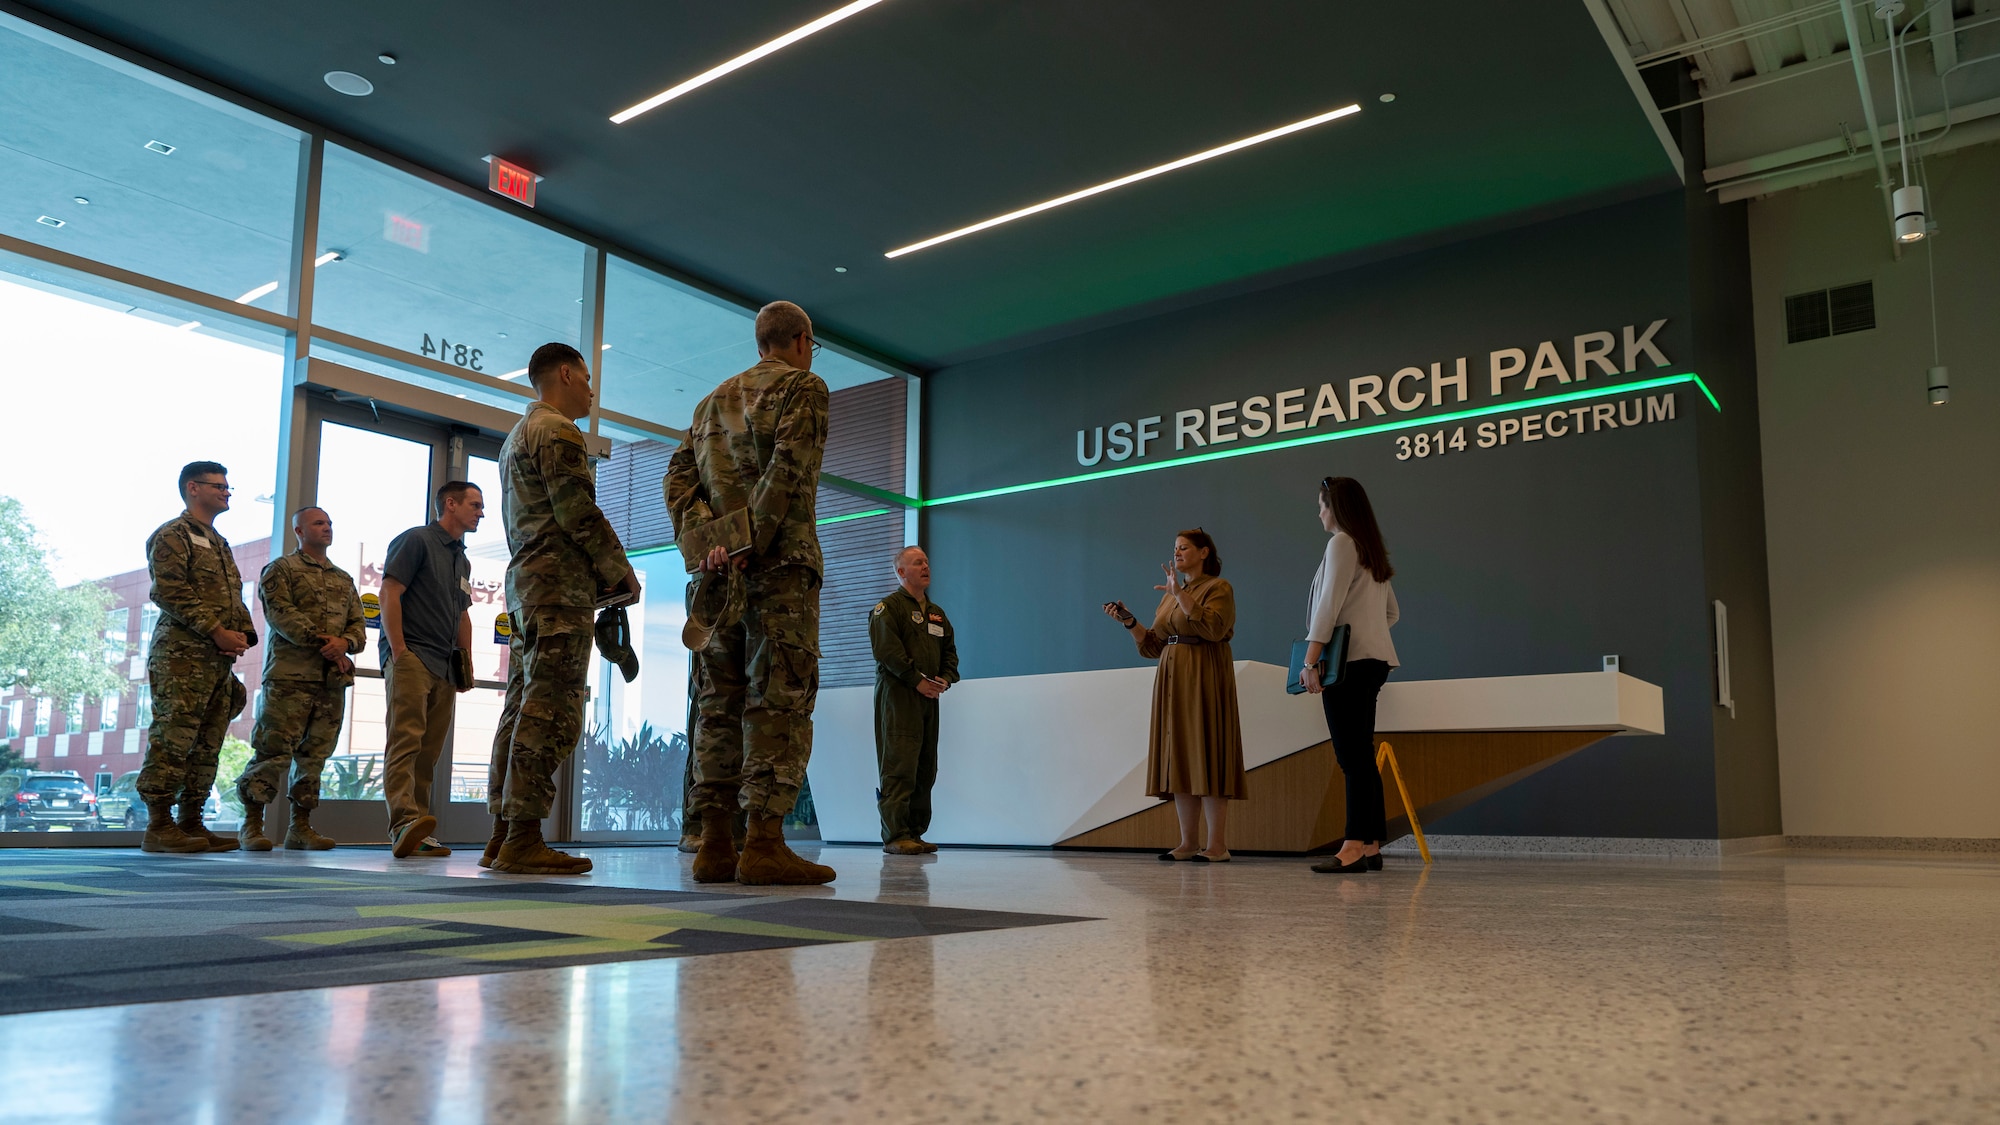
left=806, top=663, right=1664, bottom=852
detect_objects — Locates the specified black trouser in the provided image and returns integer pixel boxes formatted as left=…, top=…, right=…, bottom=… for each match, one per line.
left=1321, top=658, right=1393, bottom=844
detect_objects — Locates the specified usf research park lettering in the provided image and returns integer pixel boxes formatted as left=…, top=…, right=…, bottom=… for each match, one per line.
left=1075, top=320, right=1671, bottom=466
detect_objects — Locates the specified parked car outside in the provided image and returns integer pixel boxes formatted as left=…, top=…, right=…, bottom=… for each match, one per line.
left=1, top=772, right=102, bottom=831
left=99, top=771, right=142, bottom=829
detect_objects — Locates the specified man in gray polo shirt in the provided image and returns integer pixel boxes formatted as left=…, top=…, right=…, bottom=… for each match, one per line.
left=379, top=480, right=481, bottom=858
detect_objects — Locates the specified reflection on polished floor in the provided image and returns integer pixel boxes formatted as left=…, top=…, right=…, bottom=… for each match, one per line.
left=1, top=843, right=1996, bottom=1123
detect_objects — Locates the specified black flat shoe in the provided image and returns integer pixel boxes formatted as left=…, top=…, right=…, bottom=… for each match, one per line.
left=1311, top=854, right=1371, bottom=874
left=1366, top=854, right=1383, bottom=871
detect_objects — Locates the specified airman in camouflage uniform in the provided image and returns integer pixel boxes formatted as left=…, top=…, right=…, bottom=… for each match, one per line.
left=234, top=506, right=365, bottom=852
left=486, top=341, right=637, bottom=875
left=138, top=461, right=256, bottom=854
left=668, top=300, right=835, bottom=886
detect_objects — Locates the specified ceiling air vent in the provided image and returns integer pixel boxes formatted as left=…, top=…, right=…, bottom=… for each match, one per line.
left=1785, top=281, right=1874, bottom=343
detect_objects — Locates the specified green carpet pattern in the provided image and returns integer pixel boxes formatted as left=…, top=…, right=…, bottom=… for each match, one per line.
left=0, top=851, right=1086, bottom=1015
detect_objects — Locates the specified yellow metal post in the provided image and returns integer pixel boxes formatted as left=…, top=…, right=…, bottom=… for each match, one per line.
left=1377, top=741, right=1432, bottom=865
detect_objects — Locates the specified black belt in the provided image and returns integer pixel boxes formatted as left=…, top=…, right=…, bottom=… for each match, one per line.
left=1163, top=634, right=1208, bottom=645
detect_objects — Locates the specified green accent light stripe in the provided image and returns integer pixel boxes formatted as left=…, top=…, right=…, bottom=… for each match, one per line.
left=819, top=472, right=919, bottom=510
left=625, top=507, right=894, bottom=560
left=922, top=372, right=1717, bottom=508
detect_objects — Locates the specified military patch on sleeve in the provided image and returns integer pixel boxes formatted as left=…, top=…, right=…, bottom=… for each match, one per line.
left=871, top=602, right=885, bottom=617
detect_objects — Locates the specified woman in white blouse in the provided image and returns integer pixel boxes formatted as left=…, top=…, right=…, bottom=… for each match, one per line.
left=1300, top=476, right=1400, bottom=874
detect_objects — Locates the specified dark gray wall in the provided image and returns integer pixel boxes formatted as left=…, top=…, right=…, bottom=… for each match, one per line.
left=923, top=193, right=1742, bottom=839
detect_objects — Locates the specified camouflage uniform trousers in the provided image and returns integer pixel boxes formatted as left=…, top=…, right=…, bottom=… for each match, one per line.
left=692, top=563, right=820, bottom=820
left=488, top=604, right=595, bottom=821
left=237, top=680, right=346, bottom=810
left=137, top=636, right=246, bottom=810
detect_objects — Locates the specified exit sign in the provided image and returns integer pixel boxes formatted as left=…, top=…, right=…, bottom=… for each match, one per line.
left=483, top=156, right=541, bottom=208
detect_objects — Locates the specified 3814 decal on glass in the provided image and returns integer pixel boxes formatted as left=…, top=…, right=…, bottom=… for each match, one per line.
left=421, top=334, right=484, bottom=373
left=1393, top=427, right=1467, bottom=461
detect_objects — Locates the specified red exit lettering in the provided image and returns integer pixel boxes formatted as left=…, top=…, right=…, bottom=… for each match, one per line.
left=486, top=156, right=539, bottom=208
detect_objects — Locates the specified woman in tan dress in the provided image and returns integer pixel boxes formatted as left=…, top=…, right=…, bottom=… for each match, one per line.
left=1102, top=528, right=1247, bottom=862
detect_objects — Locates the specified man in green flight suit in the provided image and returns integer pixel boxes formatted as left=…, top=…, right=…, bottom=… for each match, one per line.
left=869, top=546, right=958, bottom=854
left=137, top=461, right=257, bottom=854
left=486, top=341, right=638, bottom=875
left=234, top=505, right=365, bottom=851
left=668, top=300, right=835, bottom=886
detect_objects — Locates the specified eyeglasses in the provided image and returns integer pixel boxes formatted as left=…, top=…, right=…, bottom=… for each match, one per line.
left=193, top=481, right=233, bottom=494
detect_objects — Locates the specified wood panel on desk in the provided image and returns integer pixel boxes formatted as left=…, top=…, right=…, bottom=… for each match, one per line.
left=1057, top=729, right=1616, bottom=853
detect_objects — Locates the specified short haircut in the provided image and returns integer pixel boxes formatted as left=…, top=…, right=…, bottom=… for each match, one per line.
left=753, top=301, right=812, bottom=352
left=291, top=505, right=325, bottom=525
left=893, top=545, right=926, bottom=571
left=436, top=481, right=480, bottom=514
left=1176, top=528, right=1222, bottom=577
left=178, top=461, right=228, bottom=500
left=527, top=342, right=585, bottom=388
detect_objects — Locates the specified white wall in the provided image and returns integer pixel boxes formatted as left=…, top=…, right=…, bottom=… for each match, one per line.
left=1750, top=142, right=2000, bottom=838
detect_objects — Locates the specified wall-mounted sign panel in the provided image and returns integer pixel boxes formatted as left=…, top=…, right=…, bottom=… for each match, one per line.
left=483, top=156, right=540, bottom=208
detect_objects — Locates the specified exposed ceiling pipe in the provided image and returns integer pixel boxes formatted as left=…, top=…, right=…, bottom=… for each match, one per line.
left=1839, top=0, right=1900, bottom=240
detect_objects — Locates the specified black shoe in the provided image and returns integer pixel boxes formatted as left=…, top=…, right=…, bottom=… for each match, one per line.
left=1366, top=854, right=1383, bottom=871
left=1158, top=850, right=1195, bottom=861
left=1311, top=854, right=1372, bottom=874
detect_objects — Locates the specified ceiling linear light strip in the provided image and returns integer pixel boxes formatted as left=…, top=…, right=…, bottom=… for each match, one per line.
left=609, top=0, right=890, bottom=124
left=921, top=372, right=1717, bottom=509
left=884, top=103, right=1364, bottom=259
left=627, top=507, right=894, bottom=560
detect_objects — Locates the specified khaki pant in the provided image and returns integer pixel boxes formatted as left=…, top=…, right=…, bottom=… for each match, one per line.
left=382, top=651, right=454, bottom=835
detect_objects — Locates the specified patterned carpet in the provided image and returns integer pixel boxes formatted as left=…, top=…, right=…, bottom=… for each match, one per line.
left=0, top=850, right=1086, bottom=1015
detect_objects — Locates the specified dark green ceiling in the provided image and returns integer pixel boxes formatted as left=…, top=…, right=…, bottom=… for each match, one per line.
left=20, top=0, right=1677, bottom=369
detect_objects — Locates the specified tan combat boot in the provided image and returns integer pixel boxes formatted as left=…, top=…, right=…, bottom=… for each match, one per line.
left=284, top=807, right=336, bottom=850
left=178, top=801, right=238, bottom=852
left=490, top=819, right=592, bottom=875
left=690, top=808, right=739, bottom=883
left=238, top=802, right=275, bottom=852
left=141, top=801, right=207, bottom=853
left=882, top=838, right=926, bottom=855
left=737, top=815, right=835, bottom=885
left=477, top=817, right=508, bottom=869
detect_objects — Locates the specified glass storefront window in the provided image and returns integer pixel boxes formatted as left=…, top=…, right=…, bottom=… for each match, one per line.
left=312, top=146, right=587, bottom=374
left=599, top=256, right=895, bottom=430
left=578, top=549, right=693, bottom=837
left=0, top=13, right=302, bottom=309
left=0, top=268, right=282, bottom=831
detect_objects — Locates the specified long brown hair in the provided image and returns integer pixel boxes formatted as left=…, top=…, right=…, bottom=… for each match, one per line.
left=1176, top=528, right=1222, bottom=576
left=1319, top=477, right=1392, bottom=582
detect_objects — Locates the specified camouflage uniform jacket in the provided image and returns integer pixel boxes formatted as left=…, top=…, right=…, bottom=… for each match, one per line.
left=686, top=357, right=828, bottom=574
left=663, top=442, right=708, bottom=544
left=500, top=400, right=632, bottom=610
left=145, top=512, right=254, bottom=658
left=258, top=550, right=366, bottom=687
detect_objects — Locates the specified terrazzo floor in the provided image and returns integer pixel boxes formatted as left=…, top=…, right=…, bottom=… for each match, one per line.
left=1, top=843, right=1995, bottom=1123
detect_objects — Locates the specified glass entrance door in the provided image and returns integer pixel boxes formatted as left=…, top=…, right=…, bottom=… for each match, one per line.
left=295, top=400, right=516, bottom=845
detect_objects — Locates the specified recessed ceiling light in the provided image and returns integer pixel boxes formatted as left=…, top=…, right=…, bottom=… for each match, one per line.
left=324, top=71, right=374, bottom=97
left=143, top=140, right=175, bottom=155
left=72, top=196, right=90, bottom=205
left=378, top=53, right=398, bottom=65
left=235, top=281, right=279, bottom=304
left=1379, top=93, right=1396, bottom=103
left=35, top=215, right=65, bottom=228
left=834, top=266, right=848, bottom=273
left=884, top=103, right=1363, bottom=258
left=610, top=0, right=890, bottom=124
left=313, top=250, right=345, bottom=267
